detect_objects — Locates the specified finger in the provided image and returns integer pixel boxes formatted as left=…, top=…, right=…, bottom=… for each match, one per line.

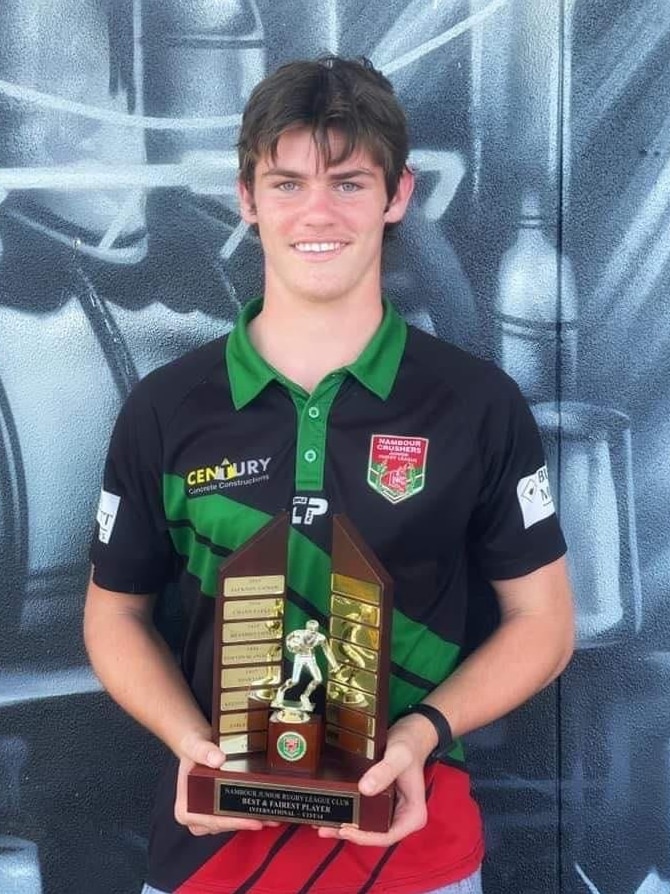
left=316, top=826, right=342, bottom=839
left=339, top=765, right=428, bottom=846
left=395, top=762, right=428, bottom=813
left=189, top=823, right=213, bottom=836
left=174, top=760, right=191, bottom=825
left=336, top=800, right=426, bottom=847
left=358, top=759, right=396, bottom=796
left=187, top=816, right=266, bottom=835
left=358, top=744, right=412, bottom=796
left=336, top=828, right=394, bottom=846
left=177, top=729, right=227, bottom=769
left=186, top=738, right=226, bottom=769
left=335, top=824, right=392, bottom=846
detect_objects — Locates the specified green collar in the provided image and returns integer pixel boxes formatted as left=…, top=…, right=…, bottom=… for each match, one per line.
left=226, top=298, right=407, bottom=409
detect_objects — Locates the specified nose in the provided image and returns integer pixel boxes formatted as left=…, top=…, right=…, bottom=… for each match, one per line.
left=302, top=185, right=336, bottom=226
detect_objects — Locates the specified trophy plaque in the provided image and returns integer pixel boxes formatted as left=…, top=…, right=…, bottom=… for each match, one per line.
left=187, top=513, right=394, bottom=831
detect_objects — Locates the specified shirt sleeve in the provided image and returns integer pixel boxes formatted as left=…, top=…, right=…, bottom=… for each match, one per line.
left=90, top=382, right=175, bottom=594
left=467, top=370, right=567, bottom=581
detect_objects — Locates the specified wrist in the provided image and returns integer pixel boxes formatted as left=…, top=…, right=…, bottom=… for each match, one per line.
left=391, top=713, right=439, bottom=762
left=394, top=703, right=453, bottom=764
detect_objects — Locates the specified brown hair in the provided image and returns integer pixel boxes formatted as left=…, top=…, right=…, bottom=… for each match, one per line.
left=238, top=56, right=409, bottom=200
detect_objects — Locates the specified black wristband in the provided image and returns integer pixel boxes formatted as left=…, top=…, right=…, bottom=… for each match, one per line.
left=396, top=703, right=453, bottom=763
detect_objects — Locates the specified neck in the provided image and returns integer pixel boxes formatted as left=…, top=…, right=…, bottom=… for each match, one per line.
left=248, top=291, right=383, bottom=393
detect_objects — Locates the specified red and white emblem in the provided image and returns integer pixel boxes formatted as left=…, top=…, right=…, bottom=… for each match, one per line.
left=367, top=434, right=429, bottom=504
left=276, top=730, right=307, bottom=762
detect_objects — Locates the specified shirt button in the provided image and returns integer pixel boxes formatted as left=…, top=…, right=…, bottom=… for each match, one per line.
left=308, top=406, right=320, bottom=419
left=304, top=449, right=318, bottom=463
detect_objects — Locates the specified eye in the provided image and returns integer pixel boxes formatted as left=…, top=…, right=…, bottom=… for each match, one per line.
left=337, top=181, right=362, bottom=193
left=276, top=181, right=299, bottom=192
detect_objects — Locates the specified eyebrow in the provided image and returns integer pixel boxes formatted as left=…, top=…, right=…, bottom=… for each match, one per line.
left=262, top=168, right=376, bottom=181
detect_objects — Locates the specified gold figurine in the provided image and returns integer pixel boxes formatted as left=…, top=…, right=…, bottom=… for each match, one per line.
left=272, top=619, right=341, bottom=713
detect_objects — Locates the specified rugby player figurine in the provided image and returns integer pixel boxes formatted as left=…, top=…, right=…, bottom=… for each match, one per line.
left=271, top=619, right=341, bottom=714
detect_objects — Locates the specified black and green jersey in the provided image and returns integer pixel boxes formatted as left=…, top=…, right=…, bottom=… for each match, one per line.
left=91, top=299, right=565, bottom=894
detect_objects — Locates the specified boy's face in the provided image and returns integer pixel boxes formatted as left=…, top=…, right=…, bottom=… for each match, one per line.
left=238, top=128, right=414, bottom=306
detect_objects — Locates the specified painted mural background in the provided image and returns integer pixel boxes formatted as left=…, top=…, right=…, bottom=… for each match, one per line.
left=0, top=1, right=668, bottom=892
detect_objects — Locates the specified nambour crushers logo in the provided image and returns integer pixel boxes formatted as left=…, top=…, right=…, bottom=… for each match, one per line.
left=367, top=435, right=429, bottom=504
left=276, top=731, right=307, bottom=762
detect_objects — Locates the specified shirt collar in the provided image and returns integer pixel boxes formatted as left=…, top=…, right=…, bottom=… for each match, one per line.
left=226, top=298, right=407, bottom=409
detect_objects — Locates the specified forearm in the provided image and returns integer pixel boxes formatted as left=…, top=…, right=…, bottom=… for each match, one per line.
left=424, top=611, right=573, bottom=739
left=84, top=585, right=210, bottom=757
left=398, top=557, right=575, bottom=748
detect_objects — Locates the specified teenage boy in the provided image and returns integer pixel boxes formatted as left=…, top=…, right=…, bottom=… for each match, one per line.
left=85, top=56, right=574, bottom=894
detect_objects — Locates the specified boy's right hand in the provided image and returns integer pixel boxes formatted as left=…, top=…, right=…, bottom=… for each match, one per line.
left=174, top=733, right=280, bottom=835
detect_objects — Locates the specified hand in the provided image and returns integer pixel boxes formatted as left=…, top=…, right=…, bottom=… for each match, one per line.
left=317, top=715, right=436, bottom=846
left=174, top=732, right=280, bottom=836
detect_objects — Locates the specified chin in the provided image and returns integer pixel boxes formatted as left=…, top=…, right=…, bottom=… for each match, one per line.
left=293, top=281, right=352, bottom=304
left=302, top=289, right=352, bottom=305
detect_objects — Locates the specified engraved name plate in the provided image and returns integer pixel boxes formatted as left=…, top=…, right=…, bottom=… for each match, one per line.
left=215, top=781, right=358, bottom=827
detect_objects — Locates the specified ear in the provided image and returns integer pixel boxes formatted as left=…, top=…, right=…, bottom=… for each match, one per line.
left=383, top=166, right=415, bottom=225
left=237, top=177, right=257, bottom=224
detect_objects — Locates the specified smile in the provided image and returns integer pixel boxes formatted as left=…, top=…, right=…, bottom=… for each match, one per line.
left=292, top=242, right=346, bottom=253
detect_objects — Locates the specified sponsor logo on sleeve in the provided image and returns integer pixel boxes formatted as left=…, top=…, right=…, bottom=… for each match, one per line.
left=97, top=490, right=121, bottom=544
left=367, top=434, right=429, bottom=504
left=516, top=464, right=555, bottom=529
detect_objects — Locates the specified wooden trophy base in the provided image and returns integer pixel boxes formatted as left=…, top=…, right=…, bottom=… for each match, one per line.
left=266, top=707, right=322, bottom=774
left=187, top=743, right=394, bottom=831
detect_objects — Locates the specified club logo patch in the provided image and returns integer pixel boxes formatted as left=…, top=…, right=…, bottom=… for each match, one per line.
left=367, top=435, right=429, bottom=504
left=276, top=731, right=307, bottom=762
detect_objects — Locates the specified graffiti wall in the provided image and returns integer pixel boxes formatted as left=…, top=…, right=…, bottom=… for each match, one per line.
left=0, top=1, right=667, bottom=892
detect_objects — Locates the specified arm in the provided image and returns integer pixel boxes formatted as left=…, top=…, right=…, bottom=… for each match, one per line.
left=421, top=554, right=574, bottom=739
left=84, top=576, right=276, bottom=834
left=320, top=556, right=574, bottom=845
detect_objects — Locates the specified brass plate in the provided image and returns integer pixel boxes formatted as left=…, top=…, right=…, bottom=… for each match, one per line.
left=222, top=643, right=282, bottom=666
left=224, top=575, right=285, bottom=598
left=221, top=664, right=281, bottom=690
left=330, top=664, right=377, bottom=695
left=330, top=594, right=380, bottom=627
left=220, top=687, right=277, bottom=712
left=330, top=617, right=380, bottom=650
left=325, top=725, right=375, bottom=760
left=326, top=681, right=376, bottom=716
left=214, top=779, right=359, bottom=828
left=219, top=711, right=269, bottom=735
left=223, top=598, right=284, bottom=621
left=325, top=703, right=376, bottom=738
left=330, top=637, right=379, bottom=673
left=219, top=731, right=267, bottom=755
left=331, top=573, right=380, bottom=605
left=222, top=619, right=283, bottom=644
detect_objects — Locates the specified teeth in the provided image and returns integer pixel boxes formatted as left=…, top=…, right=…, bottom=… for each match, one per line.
left=294, top=242, right=343, bottom=253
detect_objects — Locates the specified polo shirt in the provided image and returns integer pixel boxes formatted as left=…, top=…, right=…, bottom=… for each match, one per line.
left=91, top=298, right=566, bottom=894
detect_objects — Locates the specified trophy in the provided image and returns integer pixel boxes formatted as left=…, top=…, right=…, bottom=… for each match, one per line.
left=188, top=513, right=395, bottom=831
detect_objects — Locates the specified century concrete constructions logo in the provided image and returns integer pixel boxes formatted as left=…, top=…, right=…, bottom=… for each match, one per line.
left=185, top=456, right=271, bottom=497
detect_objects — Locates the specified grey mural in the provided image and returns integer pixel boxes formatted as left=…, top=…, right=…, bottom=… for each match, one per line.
left=0, top=1, right=667, bottom=892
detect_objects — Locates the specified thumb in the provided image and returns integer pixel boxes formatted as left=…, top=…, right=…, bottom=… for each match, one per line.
left=359, top=740, right=416, bottom=796
left=182, top=733, right=226, bottom=769
left=358, top=758, right=401, bottom=795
